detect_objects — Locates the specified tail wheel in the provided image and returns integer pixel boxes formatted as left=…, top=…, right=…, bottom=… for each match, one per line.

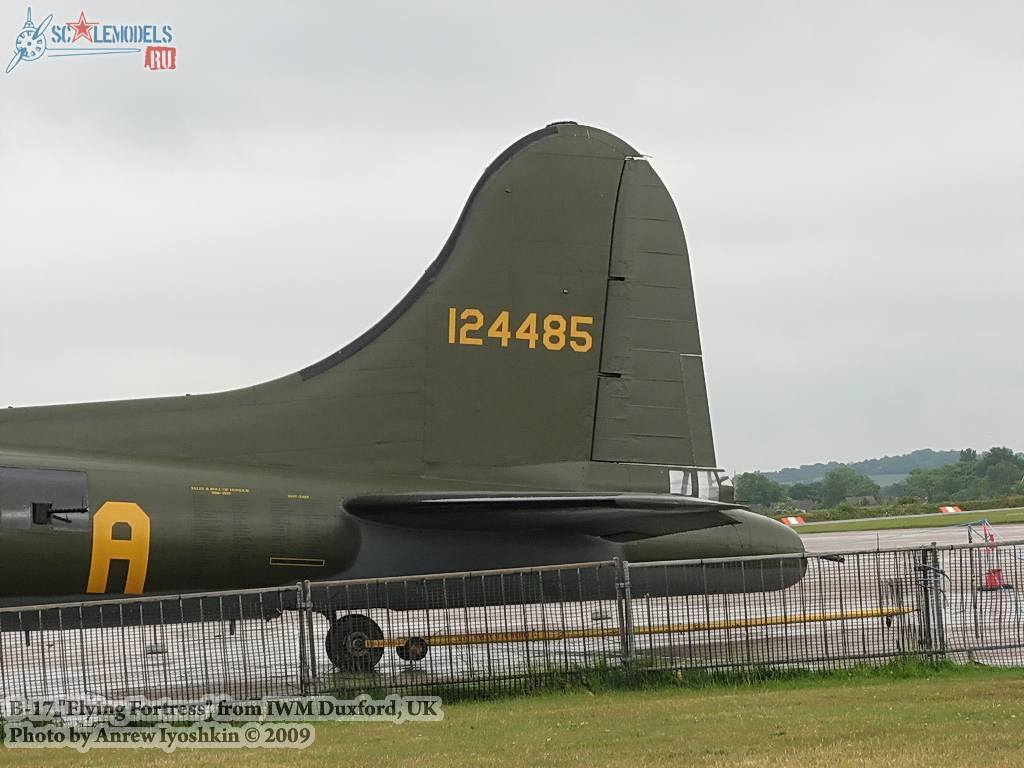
left=325, top=614, right=384, bottom=672
left=396, top=636, right=429, bottom=662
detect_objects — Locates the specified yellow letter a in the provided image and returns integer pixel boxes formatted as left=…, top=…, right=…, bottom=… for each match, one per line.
left=86, top=501, right=151, bottom=595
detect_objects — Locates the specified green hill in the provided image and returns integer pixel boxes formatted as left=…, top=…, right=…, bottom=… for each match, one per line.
left=759, top=449, right=961, bottom=487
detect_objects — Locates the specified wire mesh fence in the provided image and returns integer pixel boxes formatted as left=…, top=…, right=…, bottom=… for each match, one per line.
left=306, top=561, right=624, bottom=698
left=1, top=541, right=1021, bottom=703
left=0, top=587, right=304, bottom=702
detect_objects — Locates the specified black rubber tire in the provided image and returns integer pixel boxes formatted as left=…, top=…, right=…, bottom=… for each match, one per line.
left=325, top=614, right=384, bottom=672
left=396, top=636, right=429, bottom=662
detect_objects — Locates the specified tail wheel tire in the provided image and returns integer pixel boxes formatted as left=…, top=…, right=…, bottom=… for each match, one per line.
left=325, top=614, right=384, bottom=672
left=396, top=636, right=429, bottom=662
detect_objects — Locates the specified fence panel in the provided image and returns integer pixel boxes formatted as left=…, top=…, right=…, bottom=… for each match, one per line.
left=307, top=560, right=623, bottom=697
left=0, top=586, right=305, bottom=702
left=936, top=542, right=1024, bottom=665
left=627, top=550, right=922, bottom=671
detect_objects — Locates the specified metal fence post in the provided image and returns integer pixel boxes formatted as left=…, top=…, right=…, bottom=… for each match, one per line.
left=915, top=548, right=933, bottom=653
left=915, top=544, right=947, bottom=660
left=296, top=582, right=312, bottom=696
left=928, top=545, right=947, bottom=658
left=304, top=581, right=319, bottom=694
left=615, top=559, right=634, bottom=664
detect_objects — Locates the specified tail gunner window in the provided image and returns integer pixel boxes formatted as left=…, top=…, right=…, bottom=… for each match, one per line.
left=0, top=468, right=90, bottom=533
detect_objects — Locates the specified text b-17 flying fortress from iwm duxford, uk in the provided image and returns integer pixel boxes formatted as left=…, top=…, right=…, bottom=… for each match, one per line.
left=1, top=3, right=1022, bottom=766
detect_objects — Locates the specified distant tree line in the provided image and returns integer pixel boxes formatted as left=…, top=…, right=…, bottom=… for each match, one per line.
left=886, top=447, right=1024, bottom=502
left=736, top=466, right=881, bottom=508
left=758, top=448, right=960, bottom=485
left=735, top=447, right=1024, bottom=509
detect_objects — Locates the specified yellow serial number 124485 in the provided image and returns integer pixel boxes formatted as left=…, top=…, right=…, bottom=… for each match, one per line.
left=447, top=308, right=594, bottom=352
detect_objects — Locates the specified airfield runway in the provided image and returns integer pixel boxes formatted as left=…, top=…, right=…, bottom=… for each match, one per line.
left=801, top=523, right=1024, bottom=552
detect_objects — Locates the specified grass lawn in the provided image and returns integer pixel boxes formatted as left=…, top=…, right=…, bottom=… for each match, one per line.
left=798, top=507, right=1024, bottom=534
left=5, top=665, right=1024, bottom=767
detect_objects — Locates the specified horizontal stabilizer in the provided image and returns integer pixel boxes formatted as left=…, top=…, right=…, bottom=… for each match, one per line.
left=344, top=493, right=744, bottom=541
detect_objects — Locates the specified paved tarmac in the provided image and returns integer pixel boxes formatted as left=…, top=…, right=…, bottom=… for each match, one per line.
left=802, top=523, right=1024, bottom=553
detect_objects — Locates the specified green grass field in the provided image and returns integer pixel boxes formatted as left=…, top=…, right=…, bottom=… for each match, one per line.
left=797, top=507, right=1024, bottom=534
left=4, top=665, right=1024, bottom=767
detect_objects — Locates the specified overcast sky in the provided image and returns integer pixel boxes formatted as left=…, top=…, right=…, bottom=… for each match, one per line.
left=1, top=1, right=1021, bottom=473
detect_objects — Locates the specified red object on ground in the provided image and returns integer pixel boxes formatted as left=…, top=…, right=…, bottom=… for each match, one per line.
left=982, top=568, right=1011, bottom=590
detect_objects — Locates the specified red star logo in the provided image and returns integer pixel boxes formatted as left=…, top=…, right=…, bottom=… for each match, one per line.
left=66, top=11, right=98, bottom=43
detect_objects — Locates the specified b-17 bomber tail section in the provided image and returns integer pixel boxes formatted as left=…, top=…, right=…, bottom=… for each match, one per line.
left=0, top=123, right=805, bottom=613
left=0, top=122, right=718, bottom=496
